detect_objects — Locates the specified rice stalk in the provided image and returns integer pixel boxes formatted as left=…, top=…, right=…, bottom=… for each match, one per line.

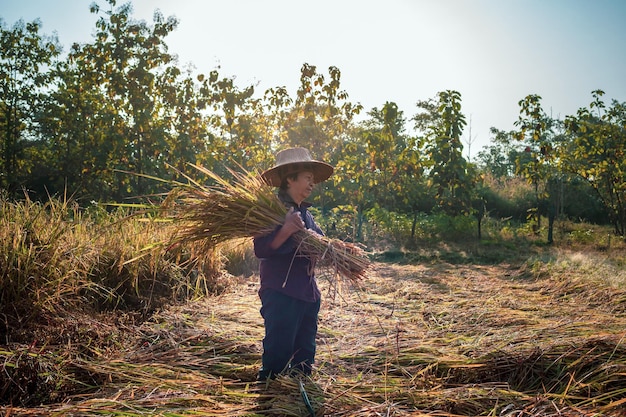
left=160, top=164, right=370, bottom=285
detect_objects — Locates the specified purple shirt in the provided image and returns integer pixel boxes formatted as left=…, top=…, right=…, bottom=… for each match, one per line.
left=253, top=191, right=322, bottom=302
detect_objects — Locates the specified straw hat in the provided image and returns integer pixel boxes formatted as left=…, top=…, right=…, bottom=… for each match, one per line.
left=261, top=147, right=334, bottom=187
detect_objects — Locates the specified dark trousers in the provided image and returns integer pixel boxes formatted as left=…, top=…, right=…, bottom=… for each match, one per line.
left=258, top=289, right=321, bottom=380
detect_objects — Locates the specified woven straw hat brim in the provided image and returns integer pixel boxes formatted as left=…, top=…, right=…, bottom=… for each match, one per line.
left=261, top=161, right=334, bottom=187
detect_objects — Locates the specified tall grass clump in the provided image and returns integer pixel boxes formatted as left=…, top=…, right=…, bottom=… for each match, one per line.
left=481, top=174, right=536, bottom=222
left=85, top=203, right=226, bottom=309
left=522, top=248, right=626, bottom=303
left=0, top=196, right=100, bottom=323
left=0, top=194, right=228, bottom=406
left=220, top=238, right=259, bottom=277
left=0, top=195, right=224, bottom=333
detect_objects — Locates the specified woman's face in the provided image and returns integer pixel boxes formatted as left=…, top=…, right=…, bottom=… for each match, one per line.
left=287, top=171, right=315, bottom=204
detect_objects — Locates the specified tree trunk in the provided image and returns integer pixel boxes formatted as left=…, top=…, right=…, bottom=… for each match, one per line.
left=357, top=207, right=364, bottom=240
left=547, top=212, right=555, bottom=244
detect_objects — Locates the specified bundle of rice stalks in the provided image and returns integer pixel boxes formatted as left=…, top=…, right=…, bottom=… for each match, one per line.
left=160, top=164, right=370, bottom=285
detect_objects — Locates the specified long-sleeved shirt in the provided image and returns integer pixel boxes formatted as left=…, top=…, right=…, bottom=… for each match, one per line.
left=253, top=191, right=322, bottom=302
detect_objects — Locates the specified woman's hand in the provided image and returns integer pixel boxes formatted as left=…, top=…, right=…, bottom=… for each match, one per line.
left=282, top=207, right=305, bottom=235
left=269, top=207, right=304, bottom=250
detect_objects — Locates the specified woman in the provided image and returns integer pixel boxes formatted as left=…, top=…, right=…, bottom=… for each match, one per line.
left=254, top=147, right=333, bottom=381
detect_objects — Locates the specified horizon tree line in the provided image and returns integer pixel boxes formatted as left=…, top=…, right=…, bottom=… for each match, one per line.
left=1, top=0, right=625, bottom=238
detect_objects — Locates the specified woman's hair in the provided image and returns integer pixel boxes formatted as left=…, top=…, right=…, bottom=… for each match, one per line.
left=279, top=172, right=300, bottom=190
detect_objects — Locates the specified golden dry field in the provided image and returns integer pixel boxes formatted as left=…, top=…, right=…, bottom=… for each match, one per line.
left=3, top=247, right=626, bottom=416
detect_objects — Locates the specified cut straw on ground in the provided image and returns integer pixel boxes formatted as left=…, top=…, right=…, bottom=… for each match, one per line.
left=4, top=260, right=626, bottom=416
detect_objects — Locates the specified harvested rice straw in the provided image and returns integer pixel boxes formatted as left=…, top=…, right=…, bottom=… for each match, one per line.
left=161, top=164, right=370, bottom=285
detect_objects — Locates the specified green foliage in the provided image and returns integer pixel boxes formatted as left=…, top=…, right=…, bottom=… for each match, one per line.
left=513, top=95, right=554, bottom=226
left=563, top=90, right=626, bottom=236
left=310, top=204, right=360, bottom=241
left=0, top=2, right=622, bottom=246
left=417, top=91, right=476, bottom=216
left=480, top=174, right=535, bottom=221
left=366, top=205, right=415, bottom=245
left=425, top=213, right=477, bottom=240
left=0, top=18, right=60, bottom=193
left=475, top=128, right=520, bottom=178
left=558, top=175, right=609, bottom=224
left=568, top=228, right=595, bottom=244
left=363, top=206, right=478, bottom=248
left=335, top=101, right=424, bottom=238
left=86, top=2, right=180, bottom=196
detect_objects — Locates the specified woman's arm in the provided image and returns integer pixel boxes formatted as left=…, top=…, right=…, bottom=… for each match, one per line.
left=253, top=207, right=304, bottom=258
left=269, top=207, right=305, bottom=249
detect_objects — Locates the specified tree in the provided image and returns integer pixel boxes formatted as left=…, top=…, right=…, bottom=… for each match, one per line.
left=418, top=90, right=475, bottom=216
left=86, top=0, right=179, bottom=197
left=514, top=94, right=560, bottom=242
left=284, top=63, right=362, bottom=211
left=563, top=90, right=626, bottom=236
left=253, top=86, right=294, bottom=167
left=203, top=72, right=257, bottom=170
left=286, top=64, right=361, bottom=159
left=336, top=102, right=423, bottom=239
left=0, top=18, right=60, bottom=193
left=475, top=128, right=520, bottom=179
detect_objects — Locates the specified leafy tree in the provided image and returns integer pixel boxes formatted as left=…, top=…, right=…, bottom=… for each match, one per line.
left=32, top=38, right=120, bottom=200
left=337, top=102, right=423, bottom=239
left=286, top=64, right=361, bottom=160
left=418, top=90, right=475, bottom=216
left=514, top=95, right=549, bottom=222
left=284, top=63, right=362, bottom=210
left=158, top=67, right=222, bottom=179
left=475, top=128, right=520, bottom=179
left=474, top=128, right=531, bottom=237
left=0, top=18, right=60, bottom=194
left=201, top=71, right=257, bottom=169
left=336, top=103, right=404, bottom=237
left=252, top=86, right=294, bottom=167
left=86, top=0, right=179, bottom=197
left=514, top=94, right=562, bottom=241
left=563, top=90, right=626, bottom=236
left=366, top=103, right=426, bottom=238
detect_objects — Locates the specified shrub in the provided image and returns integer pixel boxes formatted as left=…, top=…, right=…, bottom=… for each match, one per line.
left=311, top=204, right=359, bottom=241
left=365, top=205, right=414, bottom=247
left=482, top=175, right=535, bottom=221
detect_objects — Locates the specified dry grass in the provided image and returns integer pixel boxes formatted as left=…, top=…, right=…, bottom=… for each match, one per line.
left=0, top=194, right=225, bottom=333
left=3, top=247, right=626, bottom=416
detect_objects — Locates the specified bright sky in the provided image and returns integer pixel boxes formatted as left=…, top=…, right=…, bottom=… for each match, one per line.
left=2, top=0, right=625, bottom=157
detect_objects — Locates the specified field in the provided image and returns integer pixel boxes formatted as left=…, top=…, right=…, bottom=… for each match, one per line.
left=2, top=240, right=626, bottom=416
